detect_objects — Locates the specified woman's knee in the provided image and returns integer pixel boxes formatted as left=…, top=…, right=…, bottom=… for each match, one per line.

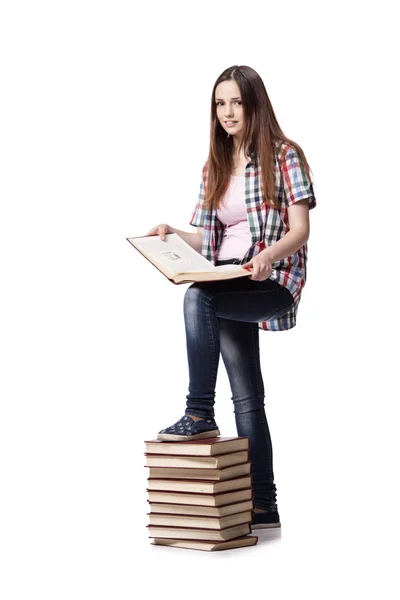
left=183, top=284, right=212, bottom=314
left=233, top=395, right=265, bottom=415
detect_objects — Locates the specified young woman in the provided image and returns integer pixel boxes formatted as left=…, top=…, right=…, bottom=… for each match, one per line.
left=145, top=65, right=316, bottom=528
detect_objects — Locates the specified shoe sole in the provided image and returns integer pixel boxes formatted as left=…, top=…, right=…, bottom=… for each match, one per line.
left=157, top=428, right=221, bottom=442
left=251, top=522, right=281, bottom=530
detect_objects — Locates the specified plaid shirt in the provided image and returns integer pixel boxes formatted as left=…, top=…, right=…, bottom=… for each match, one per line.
left=189, top=141, right=317, bottom=331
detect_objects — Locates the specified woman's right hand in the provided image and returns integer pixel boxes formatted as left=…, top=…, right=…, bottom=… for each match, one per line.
left=144, top=223, right=171, bottom=241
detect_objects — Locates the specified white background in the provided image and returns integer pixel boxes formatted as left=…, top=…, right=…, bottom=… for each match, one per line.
left=1, top=1, right=399, bottom=598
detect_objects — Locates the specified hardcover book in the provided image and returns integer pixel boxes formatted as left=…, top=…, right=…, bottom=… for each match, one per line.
left=144, top=437, right=250, bottom=457
left=146, top=488, right=253, bottom=507
left=147, top=522, right=251, bottom=541
left=147, top=462, right=251, bottom=481
left=147, top=510, right=252, bottom=530
left=148, top=500, right=254, bottom=517
left=127, top=233, right=252, bottom=284
left=147, top=475, right=252, bottom=495
left=151, top=535, right=258, bottom=552
left=144, top=450, right=249, bottom=469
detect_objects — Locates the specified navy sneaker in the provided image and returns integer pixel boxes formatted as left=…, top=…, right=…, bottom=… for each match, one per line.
left=251, top=506, right=281, bottom=529
left=157, top=415, right=220, bottom=441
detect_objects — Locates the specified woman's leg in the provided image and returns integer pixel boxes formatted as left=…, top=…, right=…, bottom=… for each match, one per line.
left=183, top=275, right=293, bottom=420
left=219, top=317, right=278, bottom=510
left=182, top=276, right=293, bottom=508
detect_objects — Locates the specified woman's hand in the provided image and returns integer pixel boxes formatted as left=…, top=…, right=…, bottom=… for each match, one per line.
left=144, top=223, right=171, bottom=241
left=241, top=250, right=273, bottom=281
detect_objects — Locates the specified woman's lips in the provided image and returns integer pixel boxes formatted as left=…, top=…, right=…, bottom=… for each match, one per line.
left=225, top=121, right=237, bottom=127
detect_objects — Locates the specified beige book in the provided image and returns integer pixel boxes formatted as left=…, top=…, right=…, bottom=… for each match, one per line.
left=144, top=450, right=249, bottom=469
left=148, top=522, right=251, bottom=541
left=148, top=510, right=252, bottom=530
left=148, top=462, right=251, bottom=481
left=144, top=437, right=250, bottom=457
left=147, top=487, right=252, bottom=507
left=148, top=499, right=254, bottom=517
left=151, top=535, right=258, bottom=551
left=147, top=475, right=252, bottom=495
left=127, top=233, right=252, bottom=284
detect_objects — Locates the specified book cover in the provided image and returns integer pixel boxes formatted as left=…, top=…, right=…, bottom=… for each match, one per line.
left=147, top=461, right=251, bottom=481
left=151, top=535, right=258, bottom=551
left=144, top=449, right=249, bottom=469
left=147, top=522, right=251, bottom=541
left=147, top=475, right=252, bottom=494
left=147, top=510, right=252, bottom=530
left=144, top=437, right=250, bottom=457
left=148, top=499, right=254, bottom=518
left=146, top=487, right=253, bottom=507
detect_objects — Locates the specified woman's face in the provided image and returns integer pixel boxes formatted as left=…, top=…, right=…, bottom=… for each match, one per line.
left=215, top=79, right=244, bottom=140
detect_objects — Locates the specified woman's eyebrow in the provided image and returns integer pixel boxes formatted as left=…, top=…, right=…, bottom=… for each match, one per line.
left=215, top=97, right=241, bottom=101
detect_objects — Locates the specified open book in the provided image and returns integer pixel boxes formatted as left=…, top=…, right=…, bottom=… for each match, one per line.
left=126, top=233, right=252, bottom=284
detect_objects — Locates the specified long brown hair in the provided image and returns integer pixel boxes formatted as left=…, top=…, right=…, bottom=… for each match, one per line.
left=204, top=65, right=314, bottom=211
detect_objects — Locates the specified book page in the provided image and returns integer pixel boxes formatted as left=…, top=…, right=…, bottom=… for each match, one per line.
left=130, top=234, right=242, bottom=276
left=216, top=264, right=242, bottom=271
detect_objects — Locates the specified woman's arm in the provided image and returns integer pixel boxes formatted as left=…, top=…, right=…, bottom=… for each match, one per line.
left=242, top=199, right=310, bottom=280
left=265, top=198, right=310, bottom=263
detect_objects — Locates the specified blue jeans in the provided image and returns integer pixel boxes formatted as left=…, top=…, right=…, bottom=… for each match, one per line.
left=183, top=258, right=294, bottom=510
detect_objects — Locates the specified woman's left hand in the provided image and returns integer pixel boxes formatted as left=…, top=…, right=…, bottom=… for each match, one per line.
left=241, top=250, right=273, bottom=281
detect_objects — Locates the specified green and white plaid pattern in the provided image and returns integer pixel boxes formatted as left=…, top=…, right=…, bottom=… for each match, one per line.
left=189, top=142, right=316, bottom=331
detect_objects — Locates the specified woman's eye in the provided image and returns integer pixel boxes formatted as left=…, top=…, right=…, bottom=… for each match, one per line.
left=216, top=101, right=241, bottom=106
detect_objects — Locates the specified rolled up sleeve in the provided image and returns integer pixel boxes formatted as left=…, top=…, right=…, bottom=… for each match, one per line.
left=282, top=146, right=316, bottom=210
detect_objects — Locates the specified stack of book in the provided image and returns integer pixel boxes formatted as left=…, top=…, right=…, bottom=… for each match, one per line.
left=145, top=436, right=258, bottom=551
